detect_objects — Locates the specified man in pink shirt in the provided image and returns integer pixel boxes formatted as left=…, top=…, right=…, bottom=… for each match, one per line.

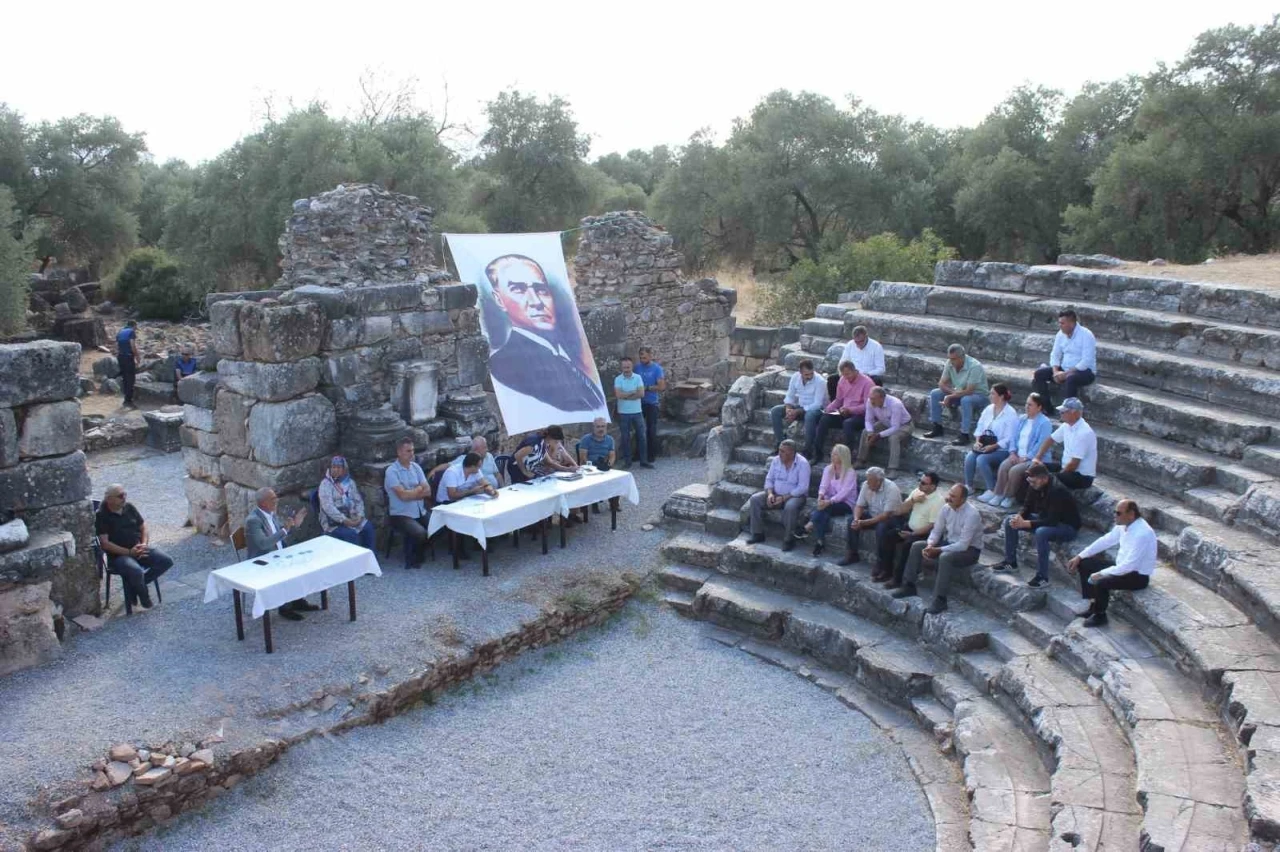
left=811, top=361, right=874, bottom=462
left=858, top=387, right=914, bottom=471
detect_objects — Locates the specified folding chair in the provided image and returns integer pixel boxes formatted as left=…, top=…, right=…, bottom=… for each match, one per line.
left=95, top=499, right=163, bottom=616
left=232, top=527, right=247, bottom=561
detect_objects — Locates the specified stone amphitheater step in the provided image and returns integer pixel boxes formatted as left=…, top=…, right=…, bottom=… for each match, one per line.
left=862, top=280, right=1280, bottom=370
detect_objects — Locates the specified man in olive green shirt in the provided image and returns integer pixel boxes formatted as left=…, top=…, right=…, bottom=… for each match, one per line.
left=925, top=343, right=989, bottom=446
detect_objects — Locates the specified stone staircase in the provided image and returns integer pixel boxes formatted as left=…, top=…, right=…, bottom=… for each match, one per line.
left=659, top=261, right=1280, bottom=850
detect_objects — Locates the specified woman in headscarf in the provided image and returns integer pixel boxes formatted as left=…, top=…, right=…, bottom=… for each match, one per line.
left=318, top=456, right=376, bottom=551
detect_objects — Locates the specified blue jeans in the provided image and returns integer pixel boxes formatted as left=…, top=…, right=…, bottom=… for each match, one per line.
left=965, top=448, right=1010, bottom=489
left=619, top=412, right=647, bottom=464
left=1003, top=515, right=1078, bottom=581
left=329, top=521, right=376, bottom=551
left=808, top=502, right=852, bottom=543
left=929, top=388, right=986, bottom=434
left=771, top=405, right=822, bottom=452
left=108, top=548, right=174, bottom=607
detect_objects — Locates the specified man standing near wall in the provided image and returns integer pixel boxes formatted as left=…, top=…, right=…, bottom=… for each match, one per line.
left=614, top=357, right=652, bottom=469
left=116, top=319, right=139, bottom=409
left=636, top=346, right=666, bottom=465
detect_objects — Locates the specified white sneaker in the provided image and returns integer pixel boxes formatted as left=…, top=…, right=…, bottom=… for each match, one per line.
left=999, top=497, right=1015, bottom=509
left=977, top=492, right=996, bottom=505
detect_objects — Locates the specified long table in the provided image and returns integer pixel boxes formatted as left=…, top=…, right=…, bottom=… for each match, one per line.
left=203, top=536, right=382, bottom=653
left=425, top=469, right=640, bottom=575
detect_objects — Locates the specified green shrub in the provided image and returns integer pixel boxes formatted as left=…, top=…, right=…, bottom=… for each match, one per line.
left=0, top=188, right=31, bottom=338
left=113, top=247, right=196, bottom=320
left=754, top=230, right=955, bottom=325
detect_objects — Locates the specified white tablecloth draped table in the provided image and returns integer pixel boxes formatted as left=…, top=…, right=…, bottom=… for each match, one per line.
left=425, top=469, right=640, bottom=550
left=204, top=536, right=383, bottom=618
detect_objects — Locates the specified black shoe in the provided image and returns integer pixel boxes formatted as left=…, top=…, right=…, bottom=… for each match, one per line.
left=749, top=534, right=765, bottom=545
left=295, top=601, right=321, bottom=611
left=781, top=538, right=795, bottom=552
left=640, top=462, right=655, bottom=469
left=924, top=424, right=945, bottom=439
left=926, top=596, right=948, bottom=615
left=278, top=609, right=304, bottom=621
left=951, top=433, right=970, bottom=446
left=837, top=551, right=859, bottom=567
left=1028, top=576, right=1048, bottom=588
left=891, top=584, right=918, bottom=599
left=812, top=542, right=825, bottom=557
left=1082, top=612, right=1108, bottom=628
left=137, top=594, right=154, bottom=610
left=885, top=578, right=902, bottom=590
left=990, top=561, right=1017, bottom=573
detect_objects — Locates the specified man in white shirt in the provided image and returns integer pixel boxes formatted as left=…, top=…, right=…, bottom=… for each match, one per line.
left=450, top=436, right=500, bottom=489
left=1031, top=397, right=1097, bottom=489
left=1067, top=499, right=1156, bottom=627
left=839, top=326, right=886, bottom=387
left=245, top=487, right=313, bottom=621
left=770, top=359, right=828, bottom=455
left=892, top=483, right=984, bottom=614
left=1033, top=309, right=1097, bottom=416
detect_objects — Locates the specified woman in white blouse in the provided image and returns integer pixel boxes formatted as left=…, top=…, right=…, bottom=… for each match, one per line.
left=963, top=383, right=1018, bottom=496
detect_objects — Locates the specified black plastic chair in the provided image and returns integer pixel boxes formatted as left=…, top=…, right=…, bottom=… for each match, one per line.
left=94, top=499, right=162, bottom=616
left=382, top=485, right=435, bottom=564
left=495, top=454, right=515, bottom=486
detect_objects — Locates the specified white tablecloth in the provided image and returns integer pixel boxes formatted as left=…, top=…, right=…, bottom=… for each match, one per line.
left=203, top=536, right=382, bottom=618
left=426, top=469, right=639, bottom=549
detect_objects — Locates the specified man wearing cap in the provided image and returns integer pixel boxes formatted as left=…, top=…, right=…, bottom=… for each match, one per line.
left=1033, top=309, right=1097, bottom=416
left=1067, top=499, right=1156, bottom=627
left=1031, top=398, right=1097, bottom=490
left=991, top=462, right=1081, bottom=589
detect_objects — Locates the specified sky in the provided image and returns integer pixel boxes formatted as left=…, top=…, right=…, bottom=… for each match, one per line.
left=3, top=1, right=1276, bottom=165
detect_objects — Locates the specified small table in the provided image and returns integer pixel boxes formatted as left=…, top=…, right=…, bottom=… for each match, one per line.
left=203, top=537, right=382, bottom=653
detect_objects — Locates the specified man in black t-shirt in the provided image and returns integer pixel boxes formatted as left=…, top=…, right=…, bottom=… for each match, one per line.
left=96, top=484, right=174, bottom=610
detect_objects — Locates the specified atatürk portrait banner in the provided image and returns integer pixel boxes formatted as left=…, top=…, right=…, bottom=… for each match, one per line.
left=445, top=232, right=609, bottom=435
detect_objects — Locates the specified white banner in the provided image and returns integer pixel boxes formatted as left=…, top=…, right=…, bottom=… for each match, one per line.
left=445, top=232, right=609, bottom=435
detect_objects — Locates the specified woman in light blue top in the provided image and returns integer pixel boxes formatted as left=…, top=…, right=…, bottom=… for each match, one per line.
left=964, top=384, right=1018, bottom=495
left=979, top=392, right=1055, bottom=509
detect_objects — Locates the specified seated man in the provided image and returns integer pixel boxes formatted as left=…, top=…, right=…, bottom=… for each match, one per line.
left=437, top=452, right=498, bottom=504
left=748, top=439, right=811, bottom=551
left=812, top=361, right=873, bottom=462
left=1031, top=398, right=1097, bottom=490
left=771, top=359, right=828, bottom=455
left=839, top=325, right=886, bottom=388
left=991, top=462, right=1081, bottom=589
left=577, top=417, right=619, bottom=514
left=1033, top=309, right=1097, bottom=416
left=924, top=344, right=989, bottom=446
left=450, top=436, right=500, bottom=489
left=384, top=436, right=432, bottom=569
left=840, top=467, right=903, bottom=578
left=96, top=484, right=174, bottom=611
left=173, top=343, right=200, bottom=383
left=858, top=387, right=913, bottom=471
left=893, top=484, right=984, bottom=614
left=245, top=487, right=312, bottom=621
left=317, top=455, right=376, bottom=552
left=885, top=471, right=944, bottom=590
left=1067, top=499, right=1157, bottom=628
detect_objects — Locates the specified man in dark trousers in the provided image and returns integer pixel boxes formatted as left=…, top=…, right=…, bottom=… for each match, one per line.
left=991, top=462, right=1081, bottom=589
left=636, top=346, right=666, bottom=465
left=1068, top=499, right=1157, bottom=627
left=116, top=320, right=139, bottom=408
left=96, top=483, right=173, bottom=610
left=245, top=487, right=313, bottom=621
left=483, top=254, right=606, bottom=416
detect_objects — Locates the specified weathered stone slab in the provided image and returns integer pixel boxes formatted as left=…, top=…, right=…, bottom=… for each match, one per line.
left=177, top=371, right=219, bottom=408
left=20, top=499, right=97, bottom=616
left=180, top=423, right=222, bottom=456
left=184, top=477, right=227, bottom=536
left=1180, top=281, right=1280, bottom=329
left=0, top=528, right=75, bottom=587
left=16, top=401, right=82, bottom=460
left=208, top=299, right=244, bottom=357
left=246, top=394, right=337, bottom=467
left=0, top=451, right=90, bottom=511
left=219, top=455, right=329, bottom=493
left=213, top=390, right=255, bottom=458
left=217, top=358, right=322, bottom=402
left=285, top=284, right=353, bottom=319
left=0, top=407, right=16, bottom=467
left=182, top=447, right=223, bottom=485
left=348, top=282, right=424, bottom=314
left=239, top=301, right=324, bottom=362
left=0, top=340, right=80, bottom=407
left=0, top=518, right=29, bottom=553
left=863, top=280, right=934, bottom=315
left=396, top=310, right=453, bottom=337
left=181, top=404, right=215, bottom=433
left=0, top=581, right=60, bottom=677
left=143, top=409, right=184, bottom=453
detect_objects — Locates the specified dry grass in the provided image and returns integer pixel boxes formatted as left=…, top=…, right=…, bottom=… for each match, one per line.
left=707, top=265, right=763, bottom=322
left=429, top=615, right=466, bottom=648
left=1107, top=253, right=1280, bottom=291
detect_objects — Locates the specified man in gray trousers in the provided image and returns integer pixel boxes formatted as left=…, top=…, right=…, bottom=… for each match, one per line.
left=892, top=483, right=984, bottom=614
left=245, top=487, right=312, bottom=621
left=747, top=439, right=812, bottom=552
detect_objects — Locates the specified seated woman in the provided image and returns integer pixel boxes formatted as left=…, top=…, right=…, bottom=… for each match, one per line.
left=979, top=392, right=1054, bottom=509
left=800, top=443, right=858, bottom=556
left=516, top=425, right=579, bottom=479
left=963, top=383, right=1017, bottom=497
left=318, top=455, right=376, bottom=552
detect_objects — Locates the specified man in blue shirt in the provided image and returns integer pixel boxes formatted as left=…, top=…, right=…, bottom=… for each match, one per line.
left=636, top=347, right=666, bottom=465
left=174, top=343, right=200, bottom=383
left=116, top=320, right=139, bottom=408
left=614, top=357, right=651, bottom=469
left=576, top=418, right=616, bottom=469
left=1032, top=309, right=1097, bottom=416
left=383, top=437, right=431, bottom=568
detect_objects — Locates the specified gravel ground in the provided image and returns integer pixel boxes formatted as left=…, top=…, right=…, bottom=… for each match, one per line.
left=117, top=605, right=934, bottom=852
left=0, top=448, right=694, bottom=838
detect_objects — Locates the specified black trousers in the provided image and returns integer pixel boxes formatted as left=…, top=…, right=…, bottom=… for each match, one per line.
left=891, top=531, right=930, bottom=583
left=1044, top=461, right=1094, bottom=490
left=641, top=402, right=659, bottom=463
left=119, top=356, right=136, bottom=404
left=1033, top=366, right=1095, bottom=413
left=1078, top=556, right=1149, bottom=613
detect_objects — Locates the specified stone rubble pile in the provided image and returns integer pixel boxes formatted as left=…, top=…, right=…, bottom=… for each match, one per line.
left=23, top=270, right=108, bottom=350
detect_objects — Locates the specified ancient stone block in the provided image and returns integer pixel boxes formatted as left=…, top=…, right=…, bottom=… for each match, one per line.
left=222, top=481, right=257, bottom=532
left=181, top=424, right=221, bottom=456
left=247, top=394, right=337, bottom=467
left=143, top=409, right=184, bottom=453
left=0, top=529, right=75, bottom=584
left=349, top=282, right=424, bottom=314
left=178, top=372, right=219, bottom=408
left=286, top=284, right=352, bottom=319
left=217, top=358, right=322, bottom=402
left=0, top=451, right=90, bottom=511
left=0, top=518, right=28, bottom=553
left=184, top=477, right=227, bottom=537
left=863, top=281, right=934, bottom=315
left=21, top=499, right=98, bottom=616
left=133, top=379, right=176, bottom=406
left=0, top=581, right=60, bottom=677
left=325, top=317, right=363, bottom=350
left=213, top=390, right=254, bottom=458
left=706, top=425, right=735, bottom=484
left=397, top=310, right=453, bottom=337
left=456, top=337, right=489, bottom=387
left=182, top=404, right=215, bottom=433
left=438, top=282, right=477, bottom=311
left=209, top=299, right=244, bottom=358
left=239, top=300, right=324, bottom=363
left=219, top=455, right=329, bottom=493
left=0, top=340, right=81, bottom=407
left=18, top=401, right=82, bottom=459
left=0, top=407, right=16, bottom=468
left=183, top=447, right=223, bottom=484
left=389, top=360, right=439, bottom=425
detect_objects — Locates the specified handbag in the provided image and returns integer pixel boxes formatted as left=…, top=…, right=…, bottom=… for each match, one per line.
left=977, top=430, right=999, bottom=447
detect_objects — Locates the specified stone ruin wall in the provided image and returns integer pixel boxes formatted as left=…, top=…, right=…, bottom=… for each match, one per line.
left=0, top=341, right=100, bottom=675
